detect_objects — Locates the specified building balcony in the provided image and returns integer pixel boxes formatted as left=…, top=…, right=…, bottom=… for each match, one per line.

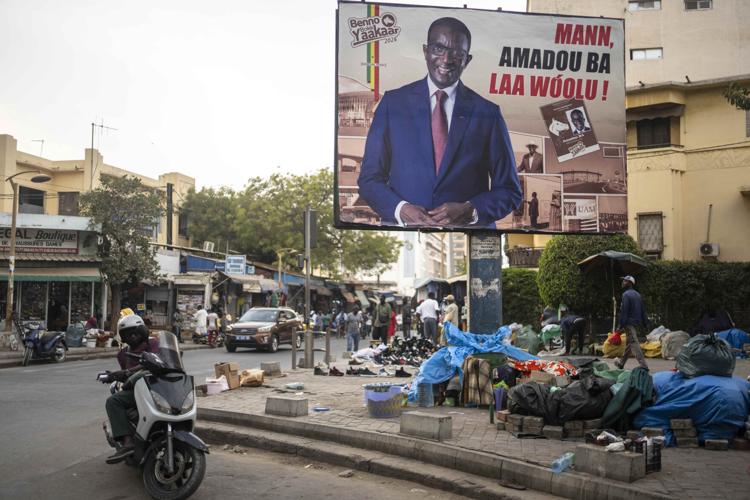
left=507, top=247, right=544, bottom=268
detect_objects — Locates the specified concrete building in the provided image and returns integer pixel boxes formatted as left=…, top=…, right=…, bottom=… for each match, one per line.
left=0, top=132, right=196, bottom=330
left=508, top=0, right=750, bottom=264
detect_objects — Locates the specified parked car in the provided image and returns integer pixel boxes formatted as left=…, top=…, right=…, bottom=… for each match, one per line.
left=225, top=307, right=303, bottom=353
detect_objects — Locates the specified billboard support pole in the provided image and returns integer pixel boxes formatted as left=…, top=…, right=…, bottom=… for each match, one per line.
left=304, top=207, right=314, bottom=369
left=467, top=232, right=503, bottom=334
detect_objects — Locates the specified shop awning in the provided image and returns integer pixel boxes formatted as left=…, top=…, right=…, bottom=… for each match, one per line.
left=0, top=267, right=101, bottom=282
left=341, top=291, right=356, bottom=303
left=355, top=290, right=369, bottom=308
left=446, top=274, right=467, bottom=284
left=312, top=285, right=332, bottom=296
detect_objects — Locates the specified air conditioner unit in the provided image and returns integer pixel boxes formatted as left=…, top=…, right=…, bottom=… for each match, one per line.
left=699, top=242, right=719, bottom=258
left=202, top=241, right=215, bottom=252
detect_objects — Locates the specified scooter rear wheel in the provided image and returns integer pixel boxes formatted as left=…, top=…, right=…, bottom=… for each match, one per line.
left=143, top=439, right=206, bottom=500
left=21, top=346, right=32, bottom=366
left=52, top=341, right=66, bottom=363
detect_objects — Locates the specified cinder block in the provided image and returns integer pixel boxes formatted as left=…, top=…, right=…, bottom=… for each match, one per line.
left=677, top=437, right=699, bottom=448
left=564, top=420, right=584, bottom=437
left=506, top=422, right=522, bottom=433
left=542, top=425, right=565, bottom=440
left=640, top=427, right=664, bottom=437
left=400, top=411, right=452, bottom=441
left=530, top=371, right=556, bottom=385
left=583, top=419, right=601, bottom=430
left=496, top=410, right=510, bottom=422
left=673, top=427, right=697, bottom=438
left=575, top=444, right=646, bottom=483
left=507, top=414, right=524, bottom=425
left=730, top=438, right=750, bottom=451
left=670, top=418, right=694, bottom=430
left=261, top=361, right=281, bottom=376
left=265, top=396, right=308, bottom=417
left=626, top=430, right=641, bottom=441
left=523, top=416, right=544, bottom=427
left=705, top=439, right=729, bottom=450
left=496, top=421, right=506, bottom=431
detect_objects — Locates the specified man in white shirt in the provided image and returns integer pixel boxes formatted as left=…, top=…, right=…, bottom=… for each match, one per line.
left=193, top=305, right=208, bottom=344
left=416, top=292, right=440, bottom=344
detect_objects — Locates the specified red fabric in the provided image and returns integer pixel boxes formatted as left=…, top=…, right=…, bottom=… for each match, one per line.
left=608, top=332, right=622, bottom=346
left=431, top=89, right=448, bottom=173
left=510, top=359, right=578, bottom=377
left=388, top=310, right=396, bottom=337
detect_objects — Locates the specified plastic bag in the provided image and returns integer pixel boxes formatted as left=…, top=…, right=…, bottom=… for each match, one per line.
left=603, top=333, right=626, bottom=358
left=239, top=369, right=265, bottom=387
left=646, top=325, right=670, bottom=343
left=513, top=326, right=542, bottom=355
left=640, top=341, right=662, bottom=358
left=507, top=381, right=551, bottom=418
left=676, top=333, right=735, bottom=378
left=608, top=332, right=622, bottom=346
left=660, top=330, right=690, bottom=360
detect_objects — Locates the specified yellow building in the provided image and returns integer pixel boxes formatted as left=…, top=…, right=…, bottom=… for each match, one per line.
left=0, top=133, right=195, bottom=331
left=508, top=0, right=750, bottom=265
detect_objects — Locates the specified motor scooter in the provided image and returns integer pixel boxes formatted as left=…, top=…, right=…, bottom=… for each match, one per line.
left=98, top=332, right=208, bottom=500
left=15, top=314, right=67, bottom=366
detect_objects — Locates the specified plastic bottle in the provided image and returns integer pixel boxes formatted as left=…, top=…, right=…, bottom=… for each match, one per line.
left=550, top=452, right=575, bottom=474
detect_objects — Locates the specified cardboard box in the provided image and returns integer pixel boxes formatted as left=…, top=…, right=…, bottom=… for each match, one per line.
left=214, top=362, right=240, bottom=390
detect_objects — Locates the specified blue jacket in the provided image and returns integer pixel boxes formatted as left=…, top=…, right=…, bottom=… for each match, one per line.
left=619, top=288, right=648, bottom=328
left=358, top=78, right=522, bottom=226
left=560, top=314, right=584, bottom=334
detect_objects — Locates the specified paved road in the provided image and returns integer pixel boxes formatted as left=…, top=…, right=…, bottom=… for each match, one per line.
left=0, top=336, right=349, bottom=496
left=2, top=446, right=464, bottom=500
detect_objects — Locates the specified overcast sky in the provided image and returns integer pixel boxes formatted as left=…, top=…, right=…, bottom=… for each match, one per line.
left=0, top=0, right=526, bottom=189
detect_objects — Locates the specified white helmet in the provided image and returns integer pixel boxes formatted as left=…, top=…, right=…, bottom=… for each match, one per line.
left=118, top=314, right=148, bottom=347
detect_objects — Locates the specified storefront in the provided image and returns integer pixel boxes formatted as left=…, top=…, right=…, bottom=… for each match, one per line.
left=173, top=274, right=210, bottom=332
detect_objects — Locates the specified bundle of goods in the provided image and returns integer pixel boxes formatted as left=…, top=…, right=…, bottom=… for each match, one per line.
left=676, top=333, right=735, bottom=378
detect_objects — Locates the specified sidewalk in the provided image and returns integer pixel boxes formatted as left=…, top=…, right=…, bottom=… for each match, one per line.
left=198, top=356, right=750, bottom=500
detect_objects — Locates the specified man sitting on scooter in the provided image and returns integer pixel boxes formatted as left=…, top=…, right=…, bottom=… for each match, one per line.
left=99, top=314, right=159, bottom=464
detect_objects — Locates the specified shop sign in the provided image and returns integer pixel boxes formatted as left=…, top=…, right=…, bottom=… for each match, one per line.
left=225, top=255, right=246, bottom=275
left=0, top=228, right=78, bottom=254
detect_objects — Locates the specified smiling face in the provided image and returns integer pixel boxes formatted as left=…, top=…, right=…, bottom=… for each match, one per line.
left=423, top=24, right=472, bottom=89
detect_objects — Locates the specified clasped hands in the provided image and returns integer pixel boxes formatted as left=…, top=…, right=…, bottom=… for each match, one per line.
left=400, top=202, right=474, bottom=227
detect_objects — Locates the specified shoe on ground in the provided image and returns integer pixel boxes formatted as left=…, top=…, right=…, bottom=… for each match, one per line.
left=358, top=368, right=376, bottom=377
left=106, top=445, right=134, bottom=464
left=348, top=358, right=363, bottom=365
left=314, top=366, right=328, bottom=376
left=329, top=367, right=344, bottom=377
left=346, top=368, right=360, bottom=376
left=395, top=367, right=411, bottom=378
left=378, top=368, right=394, bottom=377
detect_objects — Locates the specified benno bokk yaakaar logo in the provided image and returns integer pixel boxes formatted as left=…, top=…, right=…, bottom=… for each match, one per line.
left=348, top=12, right=401, bottom=47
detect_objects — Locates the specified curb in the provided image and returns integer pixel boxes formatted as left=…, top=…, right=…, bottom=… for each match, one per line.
left=0, top=343, right=208, bottom=369
left=198, top=408, right=673, bottom=500
left=197, top=421, right=539, bottom=500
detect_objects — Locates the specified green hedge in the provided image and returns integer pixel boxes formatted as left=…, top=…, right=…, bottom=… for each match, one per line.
left=503, top=268, right=542, bottom=328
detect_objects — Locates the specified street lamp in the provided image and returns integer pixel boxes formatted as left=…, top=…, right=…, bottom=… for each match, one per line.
left=5, top=170, right=51, bottom=329
left=276, top=247, right=298, bottom=291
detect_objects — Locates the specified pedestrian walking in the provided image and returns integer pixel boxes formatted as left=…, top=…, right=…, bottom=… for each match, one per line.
left=416, top=292, right=439, bottom=344
left=401, top=297, right=412, bottom=339
left=346, top=307, right=361, bottom=352
left=172, top=310, right=183, bottom=343
left=193, top=305, right=208, bottom=344
left=615, top=275, right=649, bottom=370
left=388, top=308, right=397, bottom=343
left=373, top=296, right=392, bottom=344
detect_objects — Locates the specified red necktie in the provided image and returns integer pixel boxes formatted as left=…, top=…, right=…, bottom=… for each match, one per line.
left=431, top=89, right=448, bottom=174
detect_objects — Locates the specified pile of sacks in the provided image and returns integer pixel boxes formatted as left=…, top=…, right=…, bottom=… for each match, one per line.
left=603, top=325, right=691, bottom=360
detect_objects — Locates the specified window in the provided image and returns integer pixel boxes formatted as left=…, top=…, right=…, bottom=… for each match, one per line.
left=178, top=212, right=189, bottom=237
left=637, top=213, right=664, bottom=259
left=630, top=48, right=663, bottom=60
left=18, top=186, right=45, bottom=214
left=684, top=0, right=711, bottom=10
left=58, top=192, right=79, bottom=216
left=628, top=1, right=661, bottom=11
left=636, top=117, right=671, bottom=148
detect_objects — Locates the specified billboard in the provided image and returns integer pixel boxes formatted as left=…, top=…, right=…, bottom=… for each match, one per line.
left=334, top=2, right=626, bottom=234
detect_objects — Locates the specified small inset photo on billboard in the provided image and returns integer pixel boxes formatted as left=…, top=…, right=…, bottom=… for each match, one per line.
left=541, top=99, right=600, bottom=163
left=598, top=195, right=628, bottom=233
left=496, top=175, right=562, bottom=232
left=563, top=195, right=599, bottom=232
left=510, top=132, right=546, bottom=174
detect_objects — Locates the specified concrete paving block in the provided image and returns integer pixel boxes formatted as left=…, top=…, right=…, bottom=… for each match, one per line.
left=640, top=427, right=664, bottom=437
left=583, top=419, right=601, bottom=430
left=507, top=413, right=524, bottom=425
left=495, top=421, right=506, bottom=431
left=669, top=418, right=693, bottom=430
left=542, top=425, right=565, bottom=440
left=564, top=420, right=584, bottom=437
left=575, top=444, right=646, bottom=483
left=505, top=422, right=522, bottom=433
left=676, top=437, right=699, bottom=448
left=264, top=396, right=308, bottom=417
left=705, top=439, right=729, bottom=450
left=261, top=361, right=281, bottom=376
left=523, top=416, right=544, bottom=427
left=673, top=427, right=697, bottom=438
left=400, top=411, right=452, bottom=441
left=730, top=438, right=750, bottom=451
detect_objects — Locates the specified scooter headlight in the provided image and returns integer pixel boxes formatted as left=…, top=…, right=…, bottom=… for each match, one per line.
left=181, top=390, right=195, bottom=413
left=150, top=390, right=172, bottom=414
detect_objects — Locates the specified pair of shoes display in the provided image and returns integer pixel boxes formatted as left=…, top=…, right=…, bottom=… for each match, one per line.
left=395, top=367, right=412, bottom=378
left=329, top=366, right=344, bottom=377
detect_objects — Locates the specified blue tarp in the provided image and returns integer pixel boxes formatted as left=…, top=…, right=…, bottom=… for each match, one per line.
left=716, top=328, right=750, bottom=358
left=408, top=323, right=538, bottom=401
left=633, top=371, right=750, bottom=446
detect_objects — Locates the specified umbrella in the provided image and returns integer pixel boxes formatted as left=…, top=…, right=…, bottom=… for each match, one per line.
left=577, top=251, right=649, bottom=331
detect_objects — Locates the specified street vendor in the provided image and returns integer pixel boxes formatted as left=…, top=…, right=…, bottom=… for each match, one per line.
left=614, top=275, right=649, bottom=370
left=559, top=306, right=586, bottom=355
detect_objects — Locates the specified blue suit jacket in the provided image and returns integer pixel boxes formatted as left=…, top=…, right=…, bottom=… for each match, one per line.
left=358, top=78, right=522, bottom=226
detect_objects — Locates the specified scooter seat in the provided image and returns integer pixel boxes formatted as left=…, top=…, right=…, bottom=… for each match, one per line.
left=40, top=331, right=60, bottom=343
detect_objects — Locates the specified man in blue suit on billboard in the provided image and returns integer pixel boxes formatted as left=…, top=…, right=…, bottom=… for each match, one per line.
left=358, top=17, right=521, bottom=227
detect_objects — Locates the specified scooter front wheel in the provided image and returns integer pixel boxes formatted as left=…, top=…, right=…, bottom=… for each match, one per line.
left=21, top=346, right=32, bottom=366
left=52, top=341, right=66, bottom=363
left=143, top=440, right=206, bottom=500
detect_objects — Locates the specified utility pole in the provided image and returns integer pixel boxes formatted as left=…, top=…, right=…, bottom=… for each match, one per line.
left=303, top=207, right=313, bottom=368
left=467, top=232, right=503, bottom=334
left=90, top=121, right=118, bottom=190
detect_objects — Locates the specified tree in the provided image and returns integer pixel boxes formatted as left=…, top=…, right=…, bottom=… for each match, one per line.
left=80, top=175, right=164, bottom=329
left=722, top=82, right=750, bottom=110
left=536, top=234, right=641, bottom=317
left=180, top=187, right=238, bottom=252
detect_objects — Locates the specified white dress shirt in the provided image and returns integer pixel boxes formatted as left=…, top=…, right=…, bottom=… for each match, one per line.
left=416, top=298, right=440, bottom=320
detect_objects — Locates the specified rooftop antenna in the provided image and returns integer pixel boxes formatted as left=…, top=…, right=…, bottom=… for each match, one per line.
left=90, top=120, right=118, bottom=189
left=32, top=139, right=44, bottom=157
